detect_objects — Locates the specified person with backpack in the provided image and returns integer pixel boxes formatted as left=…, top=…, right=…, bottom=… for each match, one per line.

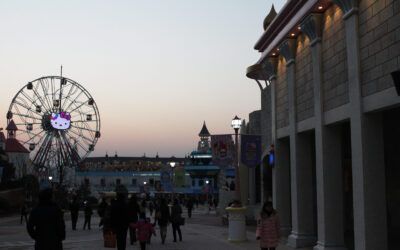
left=130, top=213, right=155, bottom=250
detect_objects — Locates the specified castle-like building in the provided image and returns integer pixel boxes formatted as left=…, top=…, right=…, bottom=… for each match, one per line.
left=0, top=120, right=31, bottom=180
left=76, top=122, right=222, bottom=198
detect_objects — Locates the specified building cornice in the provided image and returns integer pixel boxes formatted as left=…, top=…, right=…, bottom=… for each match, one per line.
left=254, top=0, right=332, bottom=65
left=254, top=0, right=310, bottom=52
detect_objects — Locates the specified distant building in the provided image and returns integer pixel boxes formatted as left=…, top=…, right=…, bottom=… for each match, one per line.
left=76, top=155, right=187, bottom=196
left=76, top=122, right=226, bottom=199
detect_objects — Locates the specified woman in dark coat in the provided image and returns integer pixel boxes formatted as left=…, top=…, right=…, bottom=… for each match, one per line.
left=156, top=198, right=170, bottom=244
left=27, top=188, right=66, bottom=250
left=170, top=199, right=183, bottom=242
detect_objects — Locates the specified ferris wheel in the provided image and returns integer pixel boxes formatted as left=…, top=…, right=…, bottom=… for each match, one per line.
left=7, top=76, right=101, bottom=172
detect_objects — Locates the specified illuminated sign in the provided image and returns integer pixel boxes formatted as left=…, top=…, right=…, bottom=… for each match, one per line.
left=50, top=112, right=71, bottom=130
left=269, top=144, right=275, bottom=167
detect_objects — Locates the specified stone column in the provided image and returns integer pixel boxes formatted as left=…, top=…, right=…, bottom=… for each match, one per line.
left=266, top=57, right=292, bottom=238
left=301, top=14, right=347, bottom=250
left=273, top=138, right=291, bottom=238
left=280, top=39, right=317, bottom=248
left=332, top=1, right=388, bottom=250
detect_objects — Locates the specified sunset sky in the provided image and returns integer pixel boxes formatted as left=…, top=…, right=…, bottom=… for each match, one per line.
left=0, top=0, right=285, bottom=157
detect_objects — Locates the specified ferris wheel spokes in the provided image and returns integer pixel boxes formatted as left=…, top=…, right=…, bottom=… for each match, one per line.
left=8, top=76, right=100, bottom=178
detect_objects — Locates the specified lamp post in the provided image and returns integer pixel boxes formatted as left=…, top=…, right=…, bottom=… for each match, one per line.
left=48, top=176, right=53, bottom=188
left=231, top=115, right=242, bottom=204
left=226, top=115, right=247, bottom=242
left=169, top=162, right=176, bottom=201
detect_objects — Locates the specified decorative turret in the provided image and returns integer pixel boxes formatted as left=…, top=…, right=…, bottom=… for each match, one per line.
left=0, top=128, right=5, bottom=150
left=6, top=119, right=18, bottom=139
left=263, top=5, right=277, bottom=31
left=199, top=121, right=211, bottom=138
left=198, top=121, right=211, bottom=153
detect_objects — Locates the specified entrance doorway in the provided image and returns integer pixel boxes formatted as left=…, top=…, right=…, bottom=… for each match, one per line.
left=383, top=107, right=400, bottom=249
left=341, top=122, right=354, bottom=250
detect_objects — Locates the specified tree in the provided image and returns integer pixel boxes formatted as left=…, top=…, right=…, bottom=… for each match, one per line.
left=0, top=148, right=15, bottom=183
left=22, top=174, right=39, bottom=202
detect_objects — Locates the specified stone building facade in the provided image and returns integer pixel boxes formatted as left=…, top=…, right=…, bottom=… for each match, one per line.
left=246, top=1, right=400, bottom=250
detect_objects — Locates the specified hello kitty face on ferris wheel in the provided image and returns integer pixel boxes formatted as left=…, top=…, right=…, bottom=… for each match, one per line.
left=50, top=112, right=71, bottom=130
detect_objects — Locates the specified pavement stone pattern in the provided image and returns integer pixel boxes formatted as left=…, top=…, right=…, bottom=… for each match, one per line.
left=0, top=207, right=308, bottom=250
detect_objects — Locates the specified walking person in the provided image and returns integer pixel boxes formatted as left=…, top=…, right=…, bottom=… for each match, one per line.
left=69, top=196, right=80, bottom=230
left=98, top=198, right=108, bottom=228
left=170, top=199, right=183, bottom=242
left=186, top=198, right=193, bottom=219
left=127, top=195, right=140, bottom=245
left=130, top=213, right=155, bottom=250
left=83, top=201, right=93, bottom=230
left=156, top=198, right=170, bottom=244
left=140, top=199, right=147, bottom=214
left=27, top=188, right=66, bottom=250
left=110, top=191, right=129, bottom=250
left=148, top=200, right=154, bottom=216
left=256, top=201, right=280, bottom=250
left=20, top=202, right=29, bottom=224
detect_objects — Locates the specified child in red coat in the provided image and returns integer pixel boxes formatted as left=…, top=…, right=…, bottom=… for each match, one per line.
left=130, top=213, right=156, bottom=250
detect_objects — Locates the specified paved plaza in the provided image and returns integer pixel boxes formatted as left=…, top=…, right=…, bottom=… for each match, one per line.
left=0, top=208, right=307, bottom=250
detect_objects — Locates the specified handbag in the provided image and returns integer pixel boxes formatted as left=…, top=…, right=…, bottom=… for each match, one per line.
left=103, top=230, right=116, bottom=248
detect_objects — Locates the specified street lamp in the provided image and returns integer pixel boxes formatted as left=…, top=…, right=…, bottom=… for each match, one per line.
left=48, top=176, right=53, bottom=181
left=225, top=115, right=247, bottom=243
left=143, top=181, right=147, bottom=185
left=169, top=162, right=176, bottom=201
left=231, top=115, right=242, bottom=204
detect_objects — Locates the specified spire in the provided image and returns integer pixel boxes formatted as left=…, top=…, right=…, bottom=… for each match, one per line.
left=6, top=120, right=18, bottom=139
left=198, top=121, right=211, bottom=137
left=263, top=4, right=277, bottom=31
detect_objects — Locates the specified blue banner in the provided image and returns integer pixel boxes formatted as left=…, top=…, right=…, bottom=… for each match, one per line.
left=240, top=135, right=262, bottom=168
left=160, top=171, right=172, bottom=192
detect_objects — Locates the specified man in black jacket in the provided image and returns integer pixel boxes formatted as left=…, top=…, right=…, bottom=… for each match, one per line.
left=69, top=196, right=80, bottom=230
left=27, top=188, right=66, bottom=250
left=110, top=192, right=129, bottom=250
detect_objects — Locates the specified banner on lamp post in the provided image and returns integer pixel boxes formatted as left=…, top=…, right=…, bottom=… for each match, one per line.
left=174, top=168, right=185, bottom=188
left=240, top=134, right=262, bottom=168
left=211, top=134, right=235, bottom=167
left=160, top=171, right=172, bottom=192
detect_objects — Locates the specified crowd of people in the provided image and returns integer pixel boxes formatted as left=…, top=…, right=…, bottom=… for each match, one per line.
left=25, top=188, right=281, bottom=250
